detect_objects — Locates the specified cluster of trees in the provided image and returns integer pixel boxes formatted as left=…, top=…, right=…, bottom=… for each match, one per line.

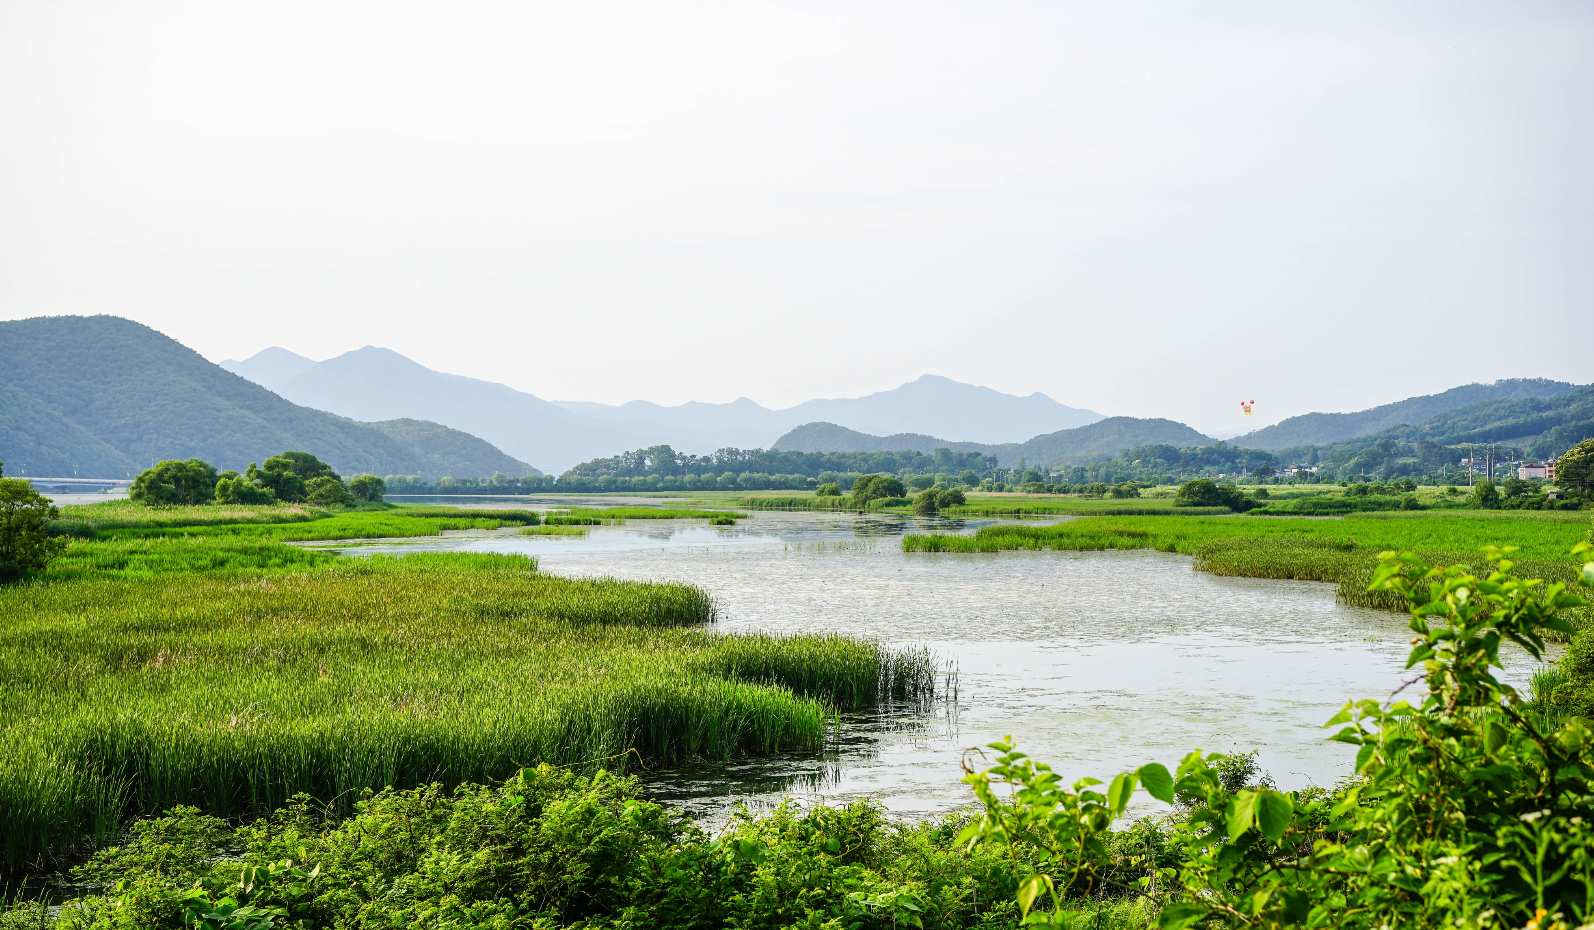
left=1173, top=478, right=1256, bottom=511
left=130, top=452, right=385, bottom=507
left=812, top=473, right=967, bottom=513
left=0, top=460, right=66, bottom=582
left=912, top=484, right=967, bottom=515
left=557, top=445, right=996, bottom=488
left=374, top=438, right=1594, bottom=504
left=381, top=446, right=996, bottom=495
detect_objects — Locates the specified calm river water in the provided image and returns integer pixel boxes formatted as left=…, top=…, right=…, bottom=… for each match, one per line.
left=339, top=507, right=1529, bottom=819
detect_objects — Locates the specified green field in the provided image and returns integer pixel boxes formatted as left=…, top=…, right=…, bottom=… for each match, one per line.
left=905, top=509, right=1592, bottom=610
left=0, top=506, right=931, bottom=870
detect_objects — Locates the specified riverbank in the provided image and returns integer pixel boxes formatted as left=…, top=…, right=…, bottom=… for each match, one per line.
left=0, top=503, right=931, bottom=871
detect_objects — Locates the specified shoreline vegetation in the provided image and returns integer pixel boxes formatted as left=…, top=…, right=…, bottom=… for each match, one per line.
left=0, top=525, right=1589, bottom=928
left=0, top=502, right=934, bottom=874
left=2, top=472, right=1592, bottom=927
left=903, top=511, right=1592, bottom=612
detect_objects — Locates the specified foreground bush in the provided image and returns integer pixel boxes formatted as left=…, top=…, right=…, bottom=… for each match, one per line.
left=1, top=766, right=1078, bottom=930
left=0, top=463, right=65, bottom=581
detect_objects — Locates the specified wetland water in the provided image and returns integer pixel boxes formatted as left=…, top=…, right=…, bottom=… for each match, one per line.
left=340, top=508, right=1527, bottom=818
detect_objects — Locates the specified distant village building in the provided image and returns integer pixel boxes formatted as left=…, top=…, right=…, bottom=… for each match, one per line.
left=1518, top=462, right=1551, bottom=481
left=1287, top=464, right=1319, bottom=478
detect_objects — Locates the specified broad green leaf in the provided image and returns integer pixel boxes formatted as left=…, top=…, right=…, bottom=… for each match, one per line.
left=1158, top=902, right=1207, bottom=930
left=1483, top=720, right=1508, bottom=754
left=1016, top=873, right=1050, bottom=916
left=1107, top=773, right=1136, bottom=814
left=1227, top=789, right=1258, bottom=841
left=1329, top=726, right=1363, bottom=745
left=1257, top=790, right=1294, bottom=842
left=1137, top=763, right=1175, bottom=803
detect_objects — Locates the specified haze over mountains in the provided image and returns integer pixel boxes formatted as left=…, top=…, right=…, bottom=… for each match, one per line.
left=223, top=347, right=1103, bottom=472
left=0, top=317, right=532, bottom=478
left=779, top=378, right=1592, bottom=468
left=774, top=418, right=1210, bottom=467
left=5, top=316, right=1588, bottom=480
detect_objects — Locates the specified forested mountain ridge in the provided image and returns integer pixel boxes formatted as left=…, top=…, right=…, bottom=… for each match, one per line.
left=1235, top=379, right=1577, bottom=451
left=773, top=416, right=1212, bottom=467
left=1260, top=384, right=1594, bottom=479
left=0, top=316, right=534, bottom=478
left=772, top=422, right=989, bottom=456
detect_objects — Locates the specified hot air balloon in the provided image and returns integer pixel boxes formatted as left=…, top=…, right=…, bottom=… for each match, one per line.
left=1240, top=400, right=1255, bottom=417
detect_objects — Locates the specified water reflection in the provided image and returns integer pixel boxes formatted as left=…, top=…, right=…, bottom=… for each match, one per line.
left=334, top=509, right=1540, bottom=820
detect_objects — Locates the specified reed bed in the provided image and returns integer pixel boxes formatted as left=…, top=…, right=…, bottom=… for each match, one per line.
left=741, top=493, right=1229, bottom=517
left=6, top=505, right=934, bottom=868
left=53, top=501, right=324, bottom=536
left=522, top=524, right=592, bottom=536
left=116, top=507, right=543, bottom=542
left=741, top=495, right=852, bottom=511
left=542, top=506, right=745, bottom=525
left=938, top=497, right=1229, bottom=517
left=0, top=550, right=932, bottom=869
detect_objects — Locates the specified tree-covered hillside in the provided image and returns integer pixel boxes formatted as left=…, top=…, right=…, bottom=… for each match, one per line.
left=0, top=316, right=535, bottom=479
left=773, top=416, right=1211, bottom=467
left=1235, top=378, right=1576, bottom=451
left=1007, top=416, right=1211, bottom=465
left=772, top=422, right=989, bottom=456
left=1263, top=384, right=1594, bottom=479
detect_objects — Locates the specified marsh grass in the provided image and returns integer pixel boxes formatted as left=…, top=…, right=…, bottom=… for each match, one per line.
left=0, top=552, right=932, bottom=868
left=2, top=507, right=934, bottom=870
left=53, top=501, right=324, bottom=536
left=542, top=506, right=745, bottom=525
left=740, top=495, right=852, bottom=511
left=521, top=524, right=592, bottom=536
left=741, top=494, right=1228, bottom=517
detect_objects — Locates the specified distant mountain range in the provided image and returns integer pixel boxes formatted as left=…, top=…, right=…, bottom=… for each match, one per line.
left=223, top=348, right=1104, bottom=472
left=8, top=315, right=1587, bottom=480
left=775, top=417, right=1211, bottom=466
left=774, top=379, right=1593, bottom=471
left=0, top=316, right=533, bottom=478
left=1233, top=380, right=1578, bottom=451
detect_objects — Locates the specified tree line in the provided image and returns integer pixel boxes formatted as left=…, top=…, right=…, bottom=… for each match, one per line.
left=129, top=452, right=387, bottom=506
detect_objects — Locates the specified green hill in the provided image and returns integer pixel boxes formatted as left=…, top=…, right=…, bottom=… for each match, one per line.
left=1374, top=385, right=1594, bottom=457
left=1007, top=417, right=1211, bottom=466
left=773, top=416, right=1212, bottom=467
left=1263, top=385, right=1594, bottom=480
left=772, top=422, right=989, bottom=456
left=0, top=316, right=536, bottom=479
left=1235, top=379, right=1577, bottom=451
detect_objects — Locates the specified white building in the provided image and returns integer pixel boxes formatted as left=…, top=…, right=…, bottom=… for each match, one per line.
left=1518, top=462, right=1550, bottom=481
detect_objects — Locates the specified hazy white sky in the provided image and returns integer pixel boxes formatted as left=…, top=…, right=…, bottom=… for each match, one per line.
left=2, top=1, right=1589, bottom=434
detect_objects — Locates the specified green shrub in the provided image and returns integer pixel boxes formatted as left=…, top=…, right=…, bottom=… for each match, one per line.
left=212, top=471, right=275, bottom=505
left=347, top=473, right=385, bottom=502
left=0, top=467, right=65, bottom=582
left=303, top=475, right=351, bottom=506
left=130, top=459, right=219, bottom=506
